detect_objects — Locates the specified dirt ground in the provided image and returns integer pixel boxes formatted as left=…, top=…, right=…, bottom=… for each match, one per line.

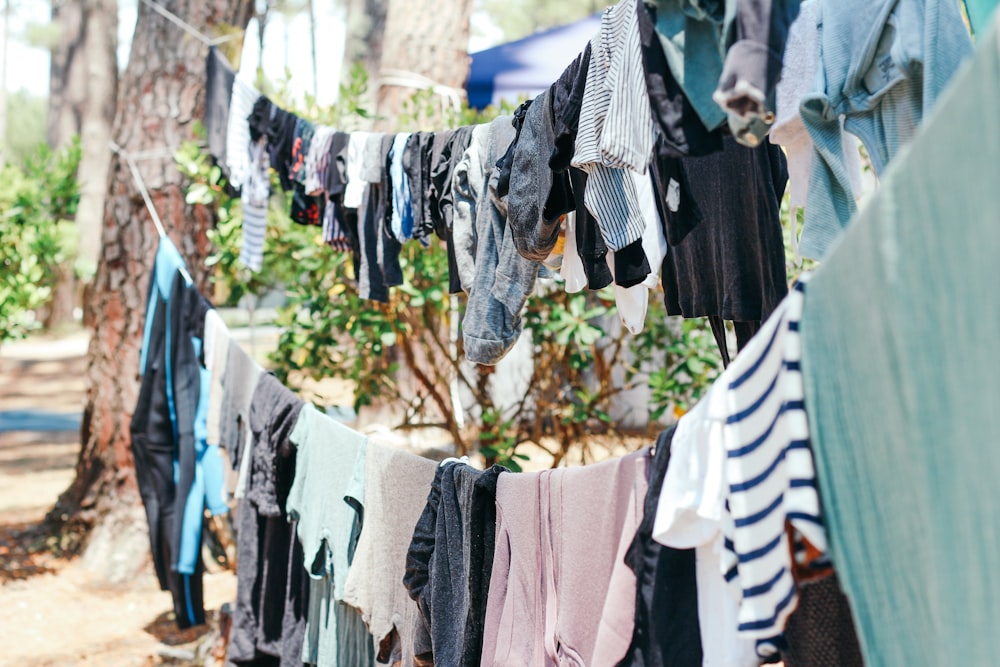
left=0, top=333, right=236, bottom=667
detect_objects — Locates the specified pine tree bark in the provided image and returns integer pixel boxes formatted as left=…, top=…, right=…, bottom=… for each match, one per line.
left=373, top=0, right=473, bottom=124
left=52, top=0, right=254, bottom=582
left=342, top=0, right=387, bottom=87
left=45, top=0, right=119, bottom=331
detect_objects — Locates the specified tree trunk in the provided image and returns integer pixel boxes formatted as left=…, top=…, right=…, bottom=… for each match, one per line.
left=342, top=0, right=387, bottom=87
left=45, top=0, right=119, bottom=330
left=374, top=0, right=473, bottom=125
left=52, top=0, right=254, bottom=583
left=48, top=0, right=120, bottom=271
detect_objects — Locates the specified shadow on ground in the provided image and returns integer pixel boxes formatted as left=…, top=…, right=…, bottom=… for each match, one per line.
left=0, top=521, right=63, bottom=583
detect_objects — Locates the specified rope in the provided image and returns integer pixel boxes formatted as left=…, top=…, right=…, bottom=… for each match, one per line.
left=110, top=141, right=167, bottom=238
left=109, top=140, right=193, bottom=285
left=138, top=0, right=240, bottom=47
left=379, top=68, right=465, bottom=112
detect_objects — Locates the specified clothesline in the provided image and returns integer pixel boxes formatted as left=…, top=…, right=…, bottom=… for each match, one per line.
left=109, top=140, right=168, bottom=238
left=109, top=140, right=195, bottom=285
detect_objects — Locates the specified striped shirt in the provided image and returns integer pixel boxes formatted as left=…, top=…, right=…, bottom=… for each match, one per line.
left=716, top=276, right=829, bottom=656
left=303, top=124, right=336, bottom=195
left=571, top=0, right=658, bottom=252
left=239, top=139, right=270, bottom=272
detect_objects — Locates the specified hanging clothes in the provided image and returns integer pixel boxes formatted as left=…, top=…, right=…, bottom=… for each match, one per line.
left=481, top=449, right=650, bottom=666
left=204, top=309, right=229, bottom=450
left=506, top=90, right=562, bottom=263
left=769, top=0, right=863, bottom=218
left=635, top=0, right=723, bottom=158
left=286, top=405, right=373, bottom=667
left=432, top=127, right=475, bottom=294
left=658, top=137, right=789, bottom=361
left=649, top=0, right=801, bottom=145
left=389, top=133, right=415, bottom=242
left=571, top=0, right=655, bottom=265
left=218, top=339, right=263, bottom=499
left=132, top=238, right=213, bottom=630
left=650, top=392, right=759, bottom=667
left=780, top=575, right=864, bottom=667
left=462, top=116, right=541, bottom=366
left=964, top=0, right=1000, bottom=32
left=341, top=442, right=438, bottom=667
left=606, top=169, right=668, bottom=335
left=651, top=278, right=833, bottom=659
left=402, top=132, right=434, bottom=246
left=205, top=47, right=236, bottom=179
left=240, top=137, right=270, bottom=272
left=616, top=426, right=703, bottom=667
left=451, top=123, right=491, bottom=294
left=320, top=130, right=355, bottom=252
left=714, top=279, right=828, bottom=658
left=402, top=462, right=507, bottom=667
left=798, top=0, right=973, bottom=259
left=224, top=79, right=260, bottom=191
left=800, top=21, right=1000, bottom=665
left=227, top=375, right=307, bottom=667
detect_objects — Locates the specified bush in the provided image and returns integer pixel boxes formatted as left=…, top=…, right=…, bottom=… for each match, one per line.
left=0, top=140, right=82, bottom=343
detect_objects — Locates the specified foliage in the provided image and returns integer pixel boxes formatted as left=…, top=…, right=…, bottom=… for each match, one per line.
left=0, top=140, right=82, bottom=343
left=4, top=90, right=49, bottom=167
left=182, top=68, right=724, bottom=467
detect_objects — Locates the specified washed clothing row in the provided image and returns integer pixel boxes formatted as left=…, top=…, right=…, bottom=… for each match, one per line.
left=131, top=237, right=864, bottom=665
left=205, top=0, right=802, bottom=366
left=133, top=3, right=994, bottom=666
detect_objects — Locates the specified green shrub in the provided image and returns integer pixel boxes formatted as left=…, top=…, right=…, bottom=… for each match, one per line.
left=0, top=140, right=81, bottom=343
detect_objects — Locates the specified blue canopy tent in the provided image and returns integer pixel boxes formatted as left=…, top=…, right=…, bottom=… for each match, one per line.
left=466, top=13, right=601, bottom=110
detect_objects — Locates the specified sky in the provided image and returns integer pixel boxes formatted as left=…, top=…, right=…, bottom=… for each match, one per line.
left=1, top=0, right=503, bottom=106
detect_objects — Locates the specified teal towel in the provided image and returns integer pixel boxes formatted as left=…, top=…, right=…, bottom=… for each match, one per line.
left=800, top=15, right=1000, bottom=666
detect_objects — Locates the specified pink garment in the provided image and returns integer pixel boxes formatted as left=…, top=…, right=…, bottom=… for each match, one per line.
left=481, top=449, right=649, bottom=667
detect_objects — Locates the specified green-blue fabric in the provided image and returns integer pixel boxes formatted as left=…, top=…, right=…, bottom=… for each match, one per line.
left=966, top=0, right=999, bottom=34
left=800, top=17, right=1000, bottom=667
left=287, top=405, right=372, bottom=666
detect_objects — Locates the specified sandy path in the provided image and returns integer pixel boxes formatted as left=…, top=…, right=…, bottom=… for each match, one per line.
left=0, top=333, right=236, bottom=667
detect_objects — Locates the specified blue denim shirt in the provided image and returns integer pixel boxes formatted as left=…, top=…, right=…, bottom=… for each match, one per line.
left=798, top=0, right=972, bottom=259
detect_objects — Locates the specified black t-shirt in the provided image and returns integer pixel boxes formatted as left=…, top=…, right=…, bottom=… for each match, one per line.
left=660, top=137, right=789, bottom=323
left=205, top=47, right=235, bottom=175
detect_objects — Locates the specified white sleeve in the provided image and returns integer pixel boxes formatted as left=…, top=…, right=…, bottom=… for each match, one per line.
left=652, top=389, right=729, bottom=549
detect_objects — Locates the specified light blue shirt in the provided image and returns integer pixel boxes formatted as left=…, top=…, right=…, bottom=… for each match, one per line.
left=798, top=0, right=972, bottom=259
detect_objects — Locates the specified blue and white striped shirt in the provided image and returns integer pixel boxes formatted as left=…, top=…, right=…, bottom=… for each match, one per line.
left=717, top=276, right=829, bottom=656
